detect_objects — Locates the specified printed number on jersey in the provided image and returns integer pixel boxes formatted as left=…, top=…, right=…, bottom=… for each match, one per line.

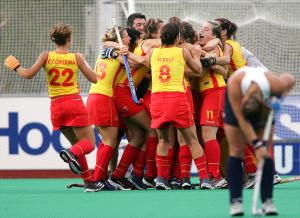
left=48, top=68, right=74, bottom=87
left=95, top=62, right=106, bottom=80
left=159, top=65, right=171, bottom=83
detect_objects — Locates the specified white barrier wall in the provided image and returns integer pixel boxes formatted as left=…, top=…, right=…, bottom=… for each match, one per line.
left=1, top=97, right=300, bottom=175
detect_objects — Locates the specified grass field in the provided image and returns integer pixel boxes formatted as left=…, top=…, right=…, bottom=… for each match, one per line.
left=0, top=177, right=299, bottom=218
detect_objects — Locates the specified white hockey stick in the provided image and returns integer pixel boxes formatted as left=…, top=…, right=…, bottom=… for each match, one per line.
left=252, top=96, right=283, bottom=216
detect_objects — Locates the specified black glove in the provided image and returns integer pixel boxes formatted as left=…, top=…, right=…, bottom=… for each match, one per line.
left=101, top=47, right=119, bottom=59
left=200, top=57, right=216, bottom=67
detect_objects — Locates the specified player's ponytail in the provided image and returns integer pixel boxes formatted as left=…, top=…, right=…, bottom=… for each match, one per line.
left=143, top=18, right=163, bottom=40
left=215, top=18, right=238, bottom=40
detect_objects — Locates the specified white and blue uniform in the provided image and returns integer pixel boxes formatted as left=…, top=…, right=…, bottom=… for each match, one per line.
left=224, top=67, right=271, bottom=127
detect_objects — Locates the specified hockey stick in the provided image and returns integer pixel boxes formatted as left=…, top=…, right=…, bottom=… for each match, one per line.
left=252, top=104, right=276, bottom=216
left=67, top=183, right=84, bottom=188
left=277, top=176, right=300, bottom=185
left=112, top=17, right=142, bottom=105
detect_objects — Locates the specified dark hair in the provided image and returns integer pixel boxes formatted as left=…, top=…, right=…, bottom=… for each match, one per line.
left=160, top=23, right=179, bottom=46
left=50, top=23, right=72, bottom=46
left=168, top=16, right=181, bottom=27
left=207, top=21, right=224, bottom=49
left=180, top=21, right=196, bottom=44
left=215, top=18, right=238, bottom=40
left=242, top=95, right=267, bottom=127
left=143, top=18, right=163, bottom=39
left=127, top=13, right=146, bottom=27
left=126, top=27, right=140, bottom=51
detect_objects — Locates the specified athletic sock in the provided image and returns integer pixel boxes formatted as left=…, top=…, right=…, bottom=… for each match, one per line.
left=171, top=147, right=181, bottom=179
left=156, top=154, right=171, bottom=180
left=70, top=139, right=94, bottom=157
left=93, top=144, right=114, bottom=181
left=167, top=147, right=174, bottom=167
left=243, top=146, right=257, bottom=174
left=145, top=137, right=158, bottom=180
left=77, top=155, right=92, bottom=182
left=179, top=145, right=192, bottom=179
left=112, top=144, right=139, bottom=179
left=227, top=156, right=243, bottom=203
left=204, top=139, right=221, bottom=178
left=261, top=158, right=275, bottom=202
left=194, top=153, right=209, bottom=179
left=133, top=149, right=146, bottom=178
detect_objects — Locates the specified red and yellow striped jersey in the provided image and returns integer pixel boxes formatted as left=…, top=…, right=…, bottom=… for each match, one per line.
left=226, top=39, right=247, bottom=76
left=89, top=56, right=124, bottom=97
left=151, top=47, right=186, bottom=93
left=44, top=51, right=79, bottom=98
left=117, top=40, right=150, bottom=87
left=197, top=45, right=226, bottom=92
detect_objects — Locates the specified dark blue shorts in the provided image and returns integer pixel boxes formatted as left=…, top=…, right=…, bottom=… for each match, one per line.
left=223, top=90, right=272, bottom=129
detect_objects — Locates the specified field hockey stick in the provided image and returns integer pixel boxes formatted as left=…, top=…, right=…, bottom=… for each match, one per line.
left=67, top=183, right=84, bottom=188
left=277, top=176, right=300, bottom=185
left=112, top=17, right=142, bottom=105
left=252, top=97, right=281, bottom=216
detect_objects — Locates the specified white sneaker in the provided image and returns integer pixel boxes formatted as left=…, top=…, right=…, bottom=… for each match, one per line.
left=261, top=199, right=278, bottom=215
left=212, top=177, right=227, bottom=189
left=273, top=172, right=282, bottom=185
left=244, top=173, right=255, bottom=189
left=230, top=202, right=244, bottom=216
left=200, top=178, right=213, bottom=190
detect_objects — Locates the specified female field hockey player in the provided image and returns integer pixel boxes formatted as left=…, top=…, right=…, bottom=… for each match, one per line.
left=4, top=23, right=103, bottom=192
left=124, top=23, right=210, bottom=190
left=204, top=18, right=258, bottom=188
left=86, top=26, right=132, bottom=190
left=224, top=66, right=295, bottom=216
left=197, top=21, right=228, bottom=188
left=176, top=21, right=213, bottom=189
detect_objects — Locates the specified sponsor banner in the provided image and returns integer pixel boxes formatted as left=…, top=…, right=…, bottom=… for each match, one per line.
left=1, top=97, right=300, bottom=175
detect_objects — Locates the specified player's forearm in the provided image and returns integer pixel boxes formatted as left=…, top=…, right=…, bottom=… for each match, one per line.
left=102, top=41, right=119, bottom=49
left=216, top=55, right=230, bottom=65
left=202, top=38, right=220, bottom=52
left=127, top=52, right=149, bottom=67
left=210, top=65, right=228, bottom=79
left=15, top=66, right=40, bottom=79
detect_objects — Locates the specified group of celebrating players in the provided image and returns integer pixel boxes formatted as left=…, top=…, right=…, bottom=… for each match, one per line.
left=5, top=11, right=295, bottom=217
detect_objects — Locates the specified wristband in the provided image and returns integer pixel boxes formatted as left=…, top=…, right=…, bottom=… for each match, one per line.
left=14, top=65, right=21, bottom=71
left=252, top=139, right=265, bottom=149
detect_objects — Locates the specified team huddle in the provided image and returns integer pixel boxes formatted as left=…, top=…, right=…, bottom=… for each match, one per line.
left=4, top=12, right=295, bottom=217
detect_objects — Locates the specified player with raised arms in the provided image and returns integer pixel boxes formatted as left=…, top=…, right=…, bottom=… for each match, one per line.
left=4, top=23, right=102, bottom=192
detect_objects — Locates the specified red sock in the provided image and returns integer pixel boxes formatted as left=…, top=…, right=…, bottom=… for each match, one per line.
left=156, top=154, right=171, bottom=179
left=133, top=150, right=146, bottom=178
left=112, top=144, right=139, bottom=179
left=243, top=146, right=257, bottom=174
left=171, top=147, right=181, bottom=179
left=167, top=148, right=174, bottom=166
left=145, top=137, right=158, bottom=180
left=179, top=145, right=192, bottom=179
left=70, top=139, right=94, bottom=157
left=93, top=144, right=114, bottom=181
left=194, top=154, right=209, bottom=179
left=205, top=139, right=221, bottom=178
left=77, top=155, right=92, bottom=182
